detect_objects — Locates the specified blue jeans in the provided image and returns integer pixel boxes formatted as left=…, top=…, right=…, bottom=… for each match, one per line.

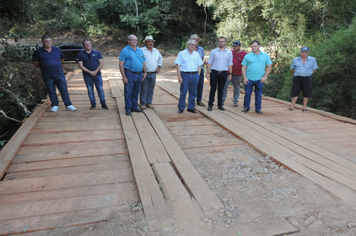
left=43, top=76, right=72, bottom=107
left=140, top=72, right=156, bottom=105
left=178, top=72, right=199, bottom=110
left=243, top=79, right=264, bottom=111
left=83, top=74, right=106, bottom=106
left=223, top=75, right=242, bottom=104
left=196, top=68, right=204, bottom=102
left=124, top=70, right=142, bottom=111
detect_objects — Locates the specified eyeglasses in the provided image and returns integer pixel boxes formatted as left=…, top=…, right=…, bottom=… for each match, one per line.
left=188, top=44, right=196, bottom=46
left=218, top=41, right=226, bottom=43
left=130, top=39, right=138, bottom=41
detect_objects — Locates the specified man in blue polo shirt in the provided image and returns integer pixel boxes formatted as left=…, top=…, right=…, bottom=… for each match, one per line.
left=77, top=39, right=108, bottom=110
left=241, top=40, right=272, bottom=115
left=32, top=35, right=76, bottom=112
left=175, top=39, right=203, bottom=114
left=119, top=34, right=147, bottom=116
left=287, top=46, right=318, bottom=113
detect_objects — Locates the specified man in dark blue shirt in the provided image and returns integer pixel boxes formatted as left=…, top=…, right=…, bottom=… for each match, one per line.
left=77, top=39, right=108, bottom=110
left=32, top=35, right=76, bottom=112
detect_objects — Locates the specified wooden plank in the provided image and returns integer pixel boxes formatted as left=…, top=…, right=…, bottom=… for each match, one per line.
left=14, top=140, right=127, bottom=162
left=33, top=120, right=121, bottom=132
left=0, top=169, right=134, bottom=195
left=158, top=81, right=356, bottom=207
left=144, top=109, right=224, bottom=212
left=7, top=154, right=128, bottom=173
left=0, top=182, right=137, bottom=205
left=0, top=192, right=136, bottom=221
left=0, top=206, right=121, bottom=235
left=4, top=161, right=131, bottom=179
left=109, top=78, right=122, bottom=98
left=132, top=113, right=171, bottom=164
left=262, top=96, right=356, bottom=125
left=114, top=80, right=168, bottom=223
left=24, top=130, right=123, bottom=145
left=0, top=100, right=51, bottom=180
left=222, top=108, right=356, bottom=174
left=152, top=162, right=198, bottom=223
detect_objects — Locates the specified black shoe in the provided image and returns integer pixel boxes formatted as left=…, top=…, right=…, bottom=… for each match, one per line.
left=126, top=110, right=132, bottom=116
left=177, top=109, right=184, bottom=114
left=187, top=108, right=197, bottom=113
left=131, top=108, right=143, bottom=113
left=256, top=110, right=263, bottom=115
left=242, top=108, right=250, bottom=113
left=207, top=106, right=213, bottom=111
left=218, top=106, right=225, bottom=111
left=90, top=105, right=96, bottom=110
left=102, top=104, right=109, bottom=110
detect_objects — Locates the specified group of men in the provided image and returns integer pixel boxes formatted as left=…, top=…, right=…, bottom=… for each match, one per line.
left=175, top=36, right=318, bottom=115
left=32, top=34, right=317, bottom=116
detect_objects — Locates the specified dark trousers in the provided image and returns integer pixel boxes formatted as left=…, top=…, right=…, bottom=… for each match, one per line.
left=196, top=68, right=204, bottom=102
left=208, top=70, right=227, bottom=107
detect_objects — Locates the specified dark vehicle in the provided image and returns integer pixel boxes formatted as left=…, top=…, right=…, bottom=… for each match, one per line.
left=58, top=44, right=84, bottom=61
left=1, top=44, right=40, bottom=60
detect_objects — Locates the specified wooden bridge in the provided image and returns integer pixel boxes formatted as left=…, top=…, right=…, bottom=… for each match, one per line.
left=0, top=58, right=355, bottom=235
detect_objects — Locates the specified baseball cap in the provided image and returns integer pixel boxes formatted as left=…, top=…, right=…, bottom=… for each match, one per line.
left=233, top=40, right=241, bottom=46
left=301, top=46, right=309, bottom=52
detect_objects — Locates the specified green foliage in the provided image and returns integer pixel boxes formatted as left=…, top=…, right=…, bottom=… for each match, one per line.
left=309, top=18, right=356, bottom=118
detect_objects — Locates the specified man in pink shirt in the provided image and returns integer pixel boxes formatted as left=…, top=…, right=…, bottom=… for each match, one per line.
left=222, top=40, right=247, bottom=107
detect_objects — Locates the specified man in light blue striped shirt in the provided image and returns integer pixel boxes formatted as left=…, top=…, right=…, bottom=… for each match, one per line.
left=287, top=46, right=318, bottom=112
left=206, top=37, right=233, bottom=111
left=175, top=39, right=203, bottom=114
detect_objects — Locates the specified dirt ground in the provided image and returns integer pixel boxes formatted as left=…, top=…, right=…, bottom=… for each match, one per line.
left=13, top=44, right=356, bottom=235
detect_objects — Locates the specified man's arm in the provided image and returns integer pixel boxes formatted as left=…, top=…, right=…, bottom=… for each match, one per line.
left=291, top=69, right=295, bottom=73
left=228, top=65, right=232, bottom=81
left=142, top=62, right=147, bottom=81
left=198, top=65, right=201, bottom=76
left=206, top=63, right=212, bottom=79
left=242, top=65, right=248, bottom=85
left=32, top=61, right=40, bottom=67
left=177, top=64, right=183, bottom=84
left=119, top=60, right=128, bottom=84
left=157, top=51, right=163, bottom=74
left=261, top=64, right=272, bottom=83
left=312, top=69, right=316, bottom=75
left=61, top=59, right=64, bottom=63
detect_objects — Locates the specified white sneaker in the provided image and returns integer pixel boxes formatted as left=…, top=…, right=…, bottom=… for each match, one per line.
left=51, top=106, right=59, bottom=112
left=66, top=105, right=77, bottom=111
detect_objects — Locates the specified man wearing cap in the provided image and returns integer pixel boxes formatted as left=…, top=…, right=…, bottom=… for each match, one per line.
left=139, top=36, right=162, bottom=110
left=191, top=34, right=206, bottom=106
left=222, top=40, right=247, bottom=107
left=287, top=46, right=318, bottom=112
left=206, top=36, right=233, bottom=111
left=175, top=39, right=203, bottom=114
left=241, top=40, right=272, bottom=115
left=77, top=39, right=109, bottom=110
left=119, top=34, right=147, bottom=116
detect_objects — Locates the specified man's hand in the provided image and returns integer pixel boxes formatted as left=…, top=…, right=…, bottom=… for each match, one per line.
left=123, top=77, right=128, bottom=84
left=260, top=76, right=267, bottom=83
left=228, top=74, right=232, bottom=81
left=178, top=76, right=183, bottom=84
left=90, top=71, right=97, bottom=76
left=142, top=72, right=147, bottom=81
left=156, top=66, right=161, bottom=74
left=206, top=73, right=210, bottom=80
left=244, top=77, right=249, bottom=85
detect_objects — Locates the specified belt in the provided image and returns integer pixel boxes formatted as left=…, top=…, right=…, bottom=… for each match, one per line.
left=146, top=71, right=156, bottom=74
left=211, top=70, right=227, bottom=74
left=181, top=71, right=198, bottom=74
left=125, top=69, right=141, bottom=74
